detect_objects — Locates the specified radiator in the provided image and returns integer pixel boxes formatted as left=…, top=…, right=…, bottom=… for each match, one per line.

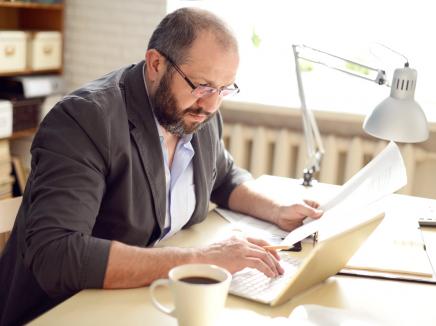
left=223, top=123, right=436, bottom=196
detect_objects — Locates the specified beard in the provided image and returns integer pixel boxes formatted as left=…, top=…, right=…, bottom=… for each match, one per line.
left=150, top=70, right=216, bottom=137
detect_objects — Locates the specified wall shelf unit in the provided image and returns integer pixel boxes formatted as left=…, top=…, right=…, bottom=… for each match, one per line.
left=0, top=1, right=64, bottom=197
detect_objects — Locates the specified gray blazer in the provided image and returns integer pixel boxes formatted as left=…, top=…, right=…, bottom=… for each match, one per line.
left=0, top=61, right=251, bottom=325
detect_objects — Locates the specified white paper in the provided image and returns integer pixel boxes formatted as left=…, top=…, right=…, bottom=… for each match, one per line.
left=279, top=217, right=322, bottom=247
left=215, top=208, right=288, bottom=241
left=281, top=141, right=407, bottom=246
left=344, top=195, right=433, bottom=277
left=320, top=141, right=407, bottom=214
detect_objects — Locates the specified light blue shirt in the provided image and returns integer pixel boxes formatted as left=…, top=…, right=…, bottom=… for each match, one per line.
left=143, top=67, right=196, bottom=240
left=156, top=123, right=195, bottom=239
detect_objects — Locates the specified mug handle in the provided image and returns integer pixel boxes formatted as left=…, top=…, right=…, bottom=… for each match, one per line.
left=149, top=279, right=175, bottom=316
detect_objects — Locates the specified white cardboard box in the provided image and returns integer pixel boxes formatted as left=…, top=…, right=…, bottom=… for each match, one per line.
left=28, top=31, right=62, bottom=71
left=0, top=101, right=13, bottom=139
left=0, top=31, right=28, bottom=73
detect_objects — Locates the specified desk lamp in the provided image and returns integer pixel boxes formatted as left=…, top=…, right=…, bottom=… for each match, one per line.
left=292, top=44, right=429, bottom=187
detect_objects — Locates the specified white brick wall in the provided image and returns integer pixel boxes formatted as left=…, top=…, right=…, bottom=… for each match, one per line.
left=64, top=0, right=167, bottom=91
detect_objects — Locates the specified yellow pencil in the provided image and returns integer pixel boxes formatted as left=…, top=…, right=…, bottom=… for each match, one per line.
left=263, top=245, right=291, bottom=250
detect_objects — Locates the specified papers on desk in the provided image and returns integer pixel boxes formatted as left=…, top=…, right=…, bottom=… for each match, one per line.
left=344, top=227, right=434, bottom=278
left=216, top=142, right=435, bottom=280
left=281, top=141, right=407, bottom=246
left=342, top=196, right=435, bottom=280
left=215, top=208, right=287, bottom=244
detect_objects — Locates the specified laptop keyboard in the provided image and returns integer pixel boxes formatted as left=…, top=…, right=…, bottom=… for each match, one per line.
left=229, top=254, right=302, bottom=303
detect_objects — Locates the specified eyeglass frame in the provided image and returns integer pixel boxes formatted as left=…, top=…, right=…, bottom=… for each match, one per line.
left=156, top=50, right=240, bottom=98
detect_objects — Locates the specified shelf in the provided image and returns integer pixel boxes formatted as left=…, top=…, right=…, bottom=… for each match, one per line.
left=5, top=128, right=37, bottom=140
left=0, top=2, right=63, bottom=10
left=0, top=1, right=64, bottom=30
left=0, top=69, right=62, bottom=77
left=0, top=128, right=38, bottom=141
left=0, top=0, right=62, bottom=143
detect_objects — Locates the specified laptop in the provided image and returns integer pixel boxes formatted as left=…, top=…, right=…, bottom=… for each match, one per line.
left=229, top=212, right=385, bottom=306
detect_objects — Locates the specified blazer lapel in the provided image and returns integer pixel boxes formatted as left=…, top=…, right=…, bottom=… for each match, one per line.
left=121, top=61, right=166, bottom=231
left=190, top=134, right=209, bottom=223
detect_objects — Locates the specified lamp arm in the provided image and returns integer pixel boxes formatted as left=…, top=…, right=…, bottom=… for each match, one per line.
left=294, top=44, right=389, bottom=86
left=292, top=45, right=325, bottom=186
left=292, top=44, right=388, bottom=186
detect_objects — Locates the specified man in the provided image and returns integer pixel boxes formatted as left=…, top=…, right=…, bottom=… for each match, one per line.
left=0, top=8, right=322, bottom=325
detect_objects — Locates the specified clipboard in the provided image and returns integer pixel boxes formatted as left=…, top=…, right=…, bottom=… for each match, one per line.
left=338, top=268, right=436, bottom=285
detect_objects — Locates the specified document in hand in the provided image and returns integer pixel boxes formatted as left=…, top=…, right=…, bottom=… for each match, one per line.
left=281, top=141, right=407, bottom=246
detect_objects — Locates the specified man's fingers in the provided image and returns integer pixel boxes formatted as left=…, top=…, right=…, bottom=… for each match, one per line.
left=244, top=244, right=282, bottom=276
left=246, top=237, right=270, bottom=246
left=246, top=257, right=277, bottom=278
left=298, top=203, right=323, bottom=219
left=303, top=199, right=320, bottom=209
left=266, top=247, right=281, bottom=261
left=246, top=237, right=281, bottom=261
left=206, top=237, right=286, bottom=277
left=267, top=251, right=284, bottom=274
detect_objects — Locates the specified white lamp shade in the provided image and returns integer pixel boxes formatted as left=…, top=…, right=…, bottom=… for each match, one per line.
left=363, top=97, right=428, bottom=142
left=363, top=67, right=429, bottom=143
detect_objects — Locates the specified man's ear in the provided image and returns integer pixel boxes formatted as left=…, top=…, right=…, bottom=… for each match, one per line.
left=145, top=49, right=165, bottom=83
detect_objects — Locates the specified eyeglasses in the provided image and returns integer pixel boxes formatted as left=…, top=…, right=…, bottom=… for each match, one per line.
left=158, top=50, right=240, bottom=98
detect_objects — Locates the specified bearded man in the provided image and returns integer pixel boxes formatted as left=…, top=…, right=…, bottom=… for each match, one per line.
left=0, top=8, right=322, bottom=325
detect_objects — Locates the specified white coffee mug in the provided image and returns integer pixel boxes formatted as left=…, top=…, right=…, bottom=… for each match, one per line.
left=150, top=264, right=231, bottom=326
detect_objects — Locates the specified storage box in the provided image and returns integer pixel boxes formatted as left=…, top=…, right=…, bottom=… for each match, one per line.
left=27, top=32, right=62, bottom=71
left=0, top=100, right=13, bottom=138
left=0, top=31, right=28, bottom=73
left=0, top=75, right=65, bottom=99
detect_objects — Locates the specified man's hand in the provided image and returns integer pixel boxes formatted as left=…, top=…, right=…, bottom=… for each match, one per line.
left=273, top=199, right=323, bottom=231
left=228, top=180, right=324, bottom=234
left=196, top=237, right=284, bottom=277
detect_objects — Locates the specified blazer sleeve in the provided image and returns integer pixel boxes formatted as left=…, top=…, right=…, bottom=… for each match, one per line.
left=22, top=96, right=111, bottom=298
left=209, top=112, right=253, bottom=208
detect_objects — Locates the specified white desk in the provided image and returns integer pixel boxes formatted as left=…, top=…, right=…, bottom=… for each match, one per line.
left=29, top=179, right=436, bottom=326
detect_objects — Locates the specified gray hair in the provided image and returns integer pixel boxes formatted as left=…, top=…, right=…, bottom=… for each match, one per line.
left=147, top=7, right=238, bottom=65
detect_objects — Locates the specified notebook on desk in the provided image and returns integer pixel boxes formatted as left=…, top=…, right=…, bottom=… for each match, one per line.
left=229, top=212, right=385, bottom=306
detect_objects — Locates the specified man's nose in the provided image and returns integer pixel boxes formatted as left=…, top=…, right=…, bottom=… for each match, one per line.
left=196, top=91, right=222, bottom=114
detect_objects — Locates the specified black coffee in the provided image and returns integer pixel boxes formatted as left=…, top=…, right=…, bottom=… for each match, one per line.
left=179, top=276, right=220, bottom=284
